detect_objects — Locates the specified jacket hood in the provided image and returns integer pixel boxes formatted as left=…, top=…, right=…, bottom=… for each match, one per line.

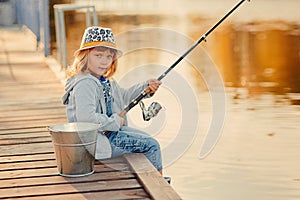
left=62, top=74, right=100, bottom=105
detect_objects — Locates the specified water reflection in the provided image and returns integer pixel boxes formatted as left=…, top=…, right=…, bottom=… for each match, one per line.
left=203, top=21, right=300, bottom=93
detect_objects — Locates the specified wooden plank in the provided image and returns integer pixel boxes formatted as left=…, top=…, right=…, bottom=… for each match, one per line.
left=0, top=80, right=60, bottom=87
left=0, top=89, right=63, bottom=98
left=125, top=153, right=182, bottom=200
left=0, top=152, right=54, bottom=163
left=0, top=189, right=150, bottom=200
left=0, top=110, right=65, bottom=120
left=0, top=129, right=48, bottom=136
left=0, top=118, right=67, bottom=129
left=0, top=159, right=56, bottom=171
left=0, top=154, right=129, bottom=172
left=0, top=142, right=54, bottom=156
left=0, top=82, right=63, bottom=91
left=0, top=156, right=122, bottom=165
left=0, top=167, right=58, bottom=179
left=0, top=158, right=131, bottom=172
left=0, top=132, right=49, bottom=139
left=0, top=101, right=64, bottom=111
left=0, top=106, right=64, bottom=114
left=0, top=116, right=66, bottom=124
left=0, top=171, right=135, bottom=189
left=0, top=113, right=66, bottom=123
left=0, top=92, right=63, bottom=101
left=0, top=127, right=47, bottom=134
left=0, top=135, right=51, bottom=145
left=0, top=179, right=141, bottom=199
left=0, top=162, right=129, bottom=180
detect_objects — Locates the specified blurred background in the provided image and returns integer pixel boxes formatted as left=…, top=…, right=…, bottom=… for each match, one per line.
left=1, top=0, right=299, bottom=199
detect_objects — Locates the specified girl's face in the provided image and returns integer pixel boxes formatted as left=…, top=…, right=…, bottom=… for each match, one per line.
left=87, top=47, right=114, bottom=78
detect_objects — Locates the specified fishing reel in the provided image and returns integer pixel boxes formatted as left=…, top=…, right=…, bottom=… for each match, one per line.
left=139, top=101, right=162, bottom=121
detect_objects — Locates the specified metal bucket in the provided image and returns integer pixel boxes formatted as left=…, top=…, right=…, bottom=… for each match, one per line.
left=48, top=122, right=100, bottom=177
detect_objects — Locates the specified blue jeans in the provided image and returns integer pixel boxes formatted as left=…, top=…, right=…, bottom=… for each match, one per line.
left=106, top=126, right=162, bottom=171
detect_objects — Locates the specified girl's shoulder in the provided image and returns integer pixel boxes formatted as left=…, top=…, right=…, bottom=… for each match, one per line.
left=77, top=74, right=98, bottom=83
left=72, top=74, right=101, bottom=88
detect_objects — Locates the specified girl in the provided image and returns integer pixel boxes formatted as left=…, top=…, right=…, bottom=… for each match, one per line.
left=62, top=26, right=163, bottom=173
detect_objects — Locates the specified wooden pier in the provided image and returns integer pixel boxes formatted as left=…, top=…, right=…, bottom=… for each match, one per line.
left=0, top=27, right=181, bottom=200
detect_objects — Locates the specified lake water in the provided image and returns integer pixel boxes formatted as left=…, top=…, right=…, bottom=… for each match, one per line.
left=56, top=0, right=300, bottom=199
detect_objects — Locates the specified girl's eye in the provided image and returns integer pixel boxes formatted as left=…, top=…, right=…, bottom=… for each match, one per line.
left=107, top=55, right=113, bottom=59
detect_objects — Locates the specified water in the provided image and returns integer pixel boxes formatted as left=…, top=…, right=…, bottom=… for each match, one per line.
left=166, top=92, right=300, bottom=199
left=57, top=0, right=300, bottom=199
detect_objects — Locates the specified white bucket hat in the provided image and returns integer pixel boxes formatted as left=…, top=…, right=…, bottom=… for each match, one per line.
left=74, top=26, right=123, bottom=57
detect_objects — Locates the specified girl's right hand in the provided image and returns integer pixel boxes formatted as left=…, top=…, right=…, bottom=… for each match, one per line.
left=147, top=79, right=162, bottom=94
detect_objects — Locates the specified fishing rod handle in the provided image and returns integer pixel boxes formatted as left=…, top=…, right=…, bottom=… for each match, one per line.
left=119, top=89, right=149, bottom=117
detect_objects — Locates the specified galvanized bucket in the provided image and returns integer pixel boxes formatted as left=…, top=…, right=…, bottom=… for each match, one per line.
left=48, top=122, right=100, bottom=177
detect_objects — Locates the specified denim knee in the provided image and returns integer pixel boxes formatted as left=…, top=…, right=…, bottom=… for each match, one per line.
left=107, top=130, right=162, bottom=171
left=146, top=137, right=161, bottom=152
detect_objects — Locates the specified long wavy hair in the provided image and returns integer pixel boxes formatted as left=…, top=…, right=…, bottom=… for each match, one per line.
left=66, top=46, right=118, bottom=79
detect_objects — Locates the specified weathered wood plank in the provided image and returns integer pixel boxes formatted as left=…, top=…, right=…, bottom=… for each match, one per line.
left=0, top=132, right=49, bottom=139
left=125, top=153, right=182, bottom=200
left=0, top=83, right=63, bottom=95
left=0, top=136, right=51, bottom=145
left=0, top=89, right=63, bottom=99
left=0, top=188, right=150, bottom=200
left=0, top=82, right=63, bottom=91
left=0, top=113, right=66, bottom=123
left=0, top=152, right=54, bottom=163
left=0, top=80, right=60, bottom=87
left=0, top=179, right=141, bottom=199
left=0, top=167, right=58, bottom=179
left=0, top=116, right=66, bottom=124
left=0, top=158, right=131, bottom=173
left=0, top=163, right=129, bottom=180
left=0, top=159, right=56, bottom=170
left=0, top=127, right=47, bottom=134
left=0, top=151, right=124, bottom=165
left=0, top=171, right=135, bottom=189
left=0, top=118, right=67, bottom=129
left=0, top=154, right=128, bottom=170
left=0, top=142, right=54, bottom=156
left=0, top=100, right=63, bottom=111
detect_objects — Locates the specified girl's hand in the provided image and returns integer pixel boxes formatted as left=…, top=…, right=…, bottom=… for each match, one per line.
left=147, top=79, right=162, bottom=94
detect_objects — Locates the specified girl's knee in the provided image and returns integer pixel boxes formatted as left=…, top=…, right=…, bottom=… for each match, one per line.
left=147, top=137, right=161, bottom=151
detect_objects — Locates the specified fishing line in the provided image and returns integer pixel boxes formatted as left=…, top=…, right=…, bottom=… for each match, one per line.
left=119, top=0, right=250, bottom=119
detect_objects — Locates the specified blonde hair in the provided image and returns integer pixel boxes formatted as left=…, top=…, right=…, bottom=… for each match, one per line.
left=66, top=47, right=118, bottom=79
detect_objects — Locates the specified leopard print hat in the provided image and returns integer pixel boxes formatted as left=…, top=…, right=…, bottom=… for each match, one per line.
left=74, top=26, right=123, bottom=57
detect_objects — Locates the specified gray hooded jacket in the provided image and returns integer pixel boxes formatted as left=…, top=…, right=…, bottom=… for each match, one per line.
left=62, top=74, right=148, bottom=159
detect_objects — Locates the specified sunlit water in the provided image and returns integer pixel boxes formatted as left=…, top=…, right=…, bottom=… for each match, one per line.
left=114, top=52, right=300, bottom=200
left=56, top=0, right=300, bottom=199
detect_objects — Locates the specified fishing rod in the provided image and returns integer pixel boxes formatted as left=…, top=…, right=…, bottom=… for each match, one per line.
left=119, top=0, right=250, bottom=119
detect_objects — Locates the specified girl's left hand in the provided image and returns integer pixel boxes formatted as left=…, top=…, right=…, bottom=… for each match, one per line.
left=147, top=79, right=162, bottom=94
